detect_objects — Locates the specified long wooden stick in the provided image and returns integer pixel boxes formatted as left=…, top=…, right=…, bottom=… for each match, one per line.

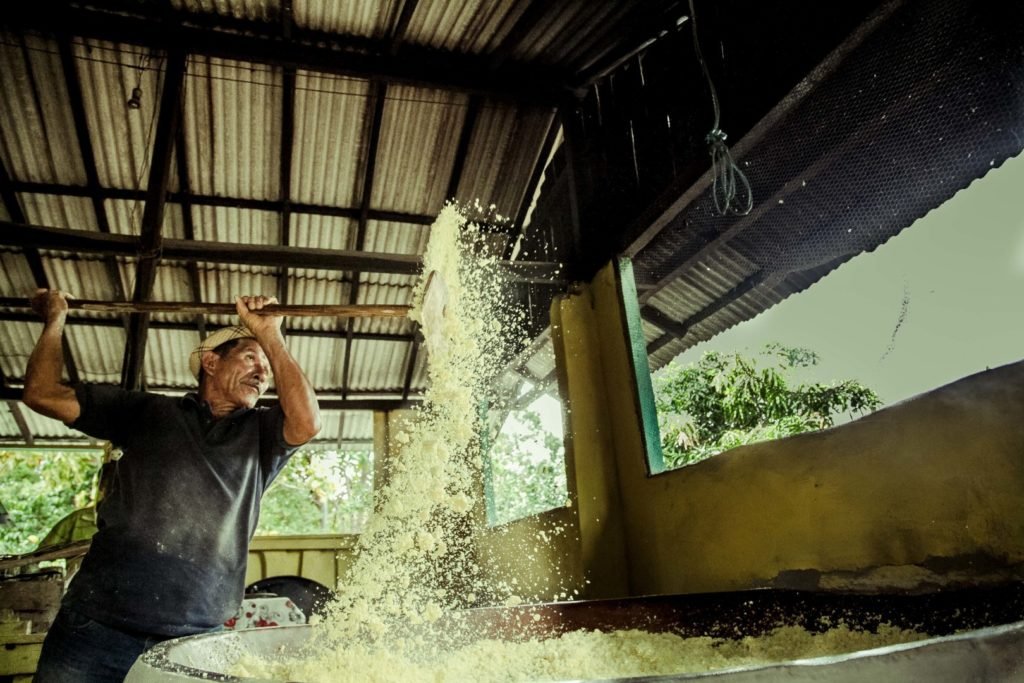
left=1, top=297, right=411, bottom=318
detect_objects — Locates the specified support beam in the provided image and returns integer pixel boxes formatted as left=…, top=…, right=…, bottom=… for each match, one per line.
left=335, top=411, right=346, bottom=451
left=342, top=80, right=388, bottom=400
left=5, top=2, right=566, bottom=104
left=122, top=50, right=187, bottom=391
left=0, top=307, right=414, bottom=341
left=278, top=64, right=296, bottom=320
left=0, top=221, right=565, bottom=282
left=0, top=385, right=422, bottom=412
left=400, top=340, right=420, bottom=400
left=174, top=120, right=207, bottom=339
left=8, top=181, right=437, bottom=225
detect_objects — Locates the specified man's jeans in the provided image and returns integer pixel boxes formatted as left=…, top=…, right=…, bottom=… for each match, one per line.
left=34, top=606, right=171, bottom=682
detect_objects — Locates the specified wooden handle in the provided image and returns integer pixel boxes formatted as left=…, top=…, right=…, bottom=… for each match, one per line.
left=3, top=298, right=411, bottom=318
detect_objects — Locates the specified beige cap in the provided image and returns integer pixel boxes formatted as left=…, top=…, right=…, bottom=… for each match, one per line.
left=189, top=325, right=256, bottom=380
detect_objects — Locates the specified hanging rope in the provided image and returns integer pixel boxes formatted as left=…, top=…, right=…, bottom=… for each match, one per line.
left=688, top=0, right=753, bottom=216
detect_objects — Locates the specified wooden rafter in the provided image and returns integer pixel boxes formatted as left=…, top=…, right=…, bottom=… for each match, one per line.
left=0, top=308, right=415, bottom=342
left=7, top=181, right=437, bottom=225
left=0, top=221, right=564, bottom=282
left=342, top=80, right=388, bottom=401
left=121, top=49, right=187, bottom=391
left=277, top=0, right=296, bottom=323
left=173, top=121, right=207, bottom=339
left=0, top=385, right=422, bottom=413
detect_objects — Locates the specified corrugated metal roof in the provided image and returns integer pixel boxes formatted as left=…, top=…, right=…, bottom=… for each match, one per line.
left=106, top=200, right=186, bottom=238
left=406, top=0, right=516, bottom=52
left=184, top=56, right=282, bottom=200
left=372, top=85, right=467, bottom=214
left=317, top=408, right=375, bottom=444
left=347, top=338, right=410, bottom=392
left=294, top=0, right=399, bottom=36
left=2, top=0, right=817, bottom=446
left=42, top=255, right=118, bottom=301
left=75, top=39, right=167, bottom=191
left=456, top=103, right=553, bottom=220
left=64, top=323, right=125, bottom=384
left=20, top=194, right=97, bottom=231
left=0, top=250, right=36, bottom=298
left=291, top=71, right=369, bottom=207
left=0, top=33, right=85, bottom=185
left=144, top=326, right=200, bottom=388
left=287, top=334, right=345, bottom=390
left=171, top=0, right=279, bottom=23
left=0, top=321, right=40, bottom=383
left=192, top=206, right=281, bottom=244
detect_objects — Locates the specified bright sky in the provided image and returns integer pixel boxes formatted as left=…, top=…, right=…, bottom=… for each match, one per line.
left=663, top=151, right=1024, bottom=408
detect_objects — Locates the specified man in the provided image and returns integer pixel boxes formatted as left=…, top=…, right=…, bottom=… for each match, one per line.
left=23, top=289, right=320, bottom=682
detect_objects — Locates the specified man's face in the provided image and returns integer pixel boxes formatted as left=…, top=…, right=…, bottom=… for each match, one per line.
left=206, top=339, right=271, bottom=408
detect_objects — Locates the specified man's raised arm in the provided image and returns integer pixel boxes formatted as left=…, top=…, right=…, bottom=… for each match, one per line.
left=236, top=295, right=321, bottom=445
left=23, top=289, right=81, bottom=424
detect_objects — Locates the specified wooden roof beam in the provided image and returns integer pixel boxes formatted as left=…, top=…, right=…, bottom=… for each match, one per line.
left=342, top=80, right=389, bottom=401
left=276, top=0, right=296, bottom=322
left=0, top=385, right=422, bottom=413
left=0, top=220, right=564, bottom=282
left=121, top=49, right=186, bottom=391
left=9, top=180, right=438, bottom=225
left=0, top=307, right=415, bottom=342
left=173, top=120, right=207, bottom=340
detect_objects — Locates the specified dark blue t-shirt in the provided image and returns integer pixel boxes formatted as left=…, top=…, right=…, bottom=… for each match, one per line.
left=63, top=384, right=298, bottom=636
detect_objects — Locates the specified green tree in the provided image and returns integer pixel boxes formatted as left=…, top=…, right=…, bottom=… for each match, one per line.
left=256, top=447, right=374, bottom=535
left=654, top=344, right=881, bottom=468
left=0, top=450, right=103, bottom=555
left=487, top=407, right=568, bottom=525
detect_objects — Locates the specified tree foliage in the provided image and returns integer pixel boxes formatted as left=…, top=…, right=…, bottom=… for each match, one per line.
left=488, top=406, right=568, bottom=525
left=654, top=344, right=882, bottom=468
left=256, top=447, right=374, bottom=535
left=0, top=450, right=102, bottom=555
left=0, top=446, right=373, bottom=556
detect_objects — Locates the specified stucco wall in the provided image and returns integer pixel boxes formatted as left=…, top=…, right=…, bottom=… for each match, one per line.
left=554, top=259, right=1024, bottom=597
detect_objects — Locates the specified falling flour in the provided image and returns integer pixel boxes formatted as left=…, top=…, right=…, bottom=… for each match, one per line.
left=232, top=205, right=930, bottom=681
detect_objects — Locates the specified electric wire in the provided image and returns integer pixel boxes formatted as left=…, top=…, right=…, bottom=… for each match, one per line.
left=687, top=0, right=752, bottom=216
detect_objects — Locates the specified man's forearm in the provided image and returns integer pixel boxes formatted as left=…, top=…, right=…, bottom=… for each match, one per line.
left=259, top=332, right=321, bottom=445
left=24, top=319, right=80, bottom=422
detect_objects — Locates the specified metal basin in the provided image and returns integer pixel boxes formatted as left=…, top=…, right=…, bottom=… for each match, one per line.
left=126, top=583, right=1024, bottom=682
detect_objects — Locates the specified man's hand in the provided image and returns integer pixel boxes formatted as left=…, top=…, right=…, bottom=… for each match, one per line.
left=234, top=294, right=320, bottom=445
left=30, top=288, right=73, bottom=326
left=235, top=295, right=283, bottom=338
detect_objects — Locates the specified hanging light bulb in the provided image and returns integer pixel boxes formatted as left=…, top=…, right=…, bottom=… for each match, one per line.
left=127, top=86, right=143, bottom=109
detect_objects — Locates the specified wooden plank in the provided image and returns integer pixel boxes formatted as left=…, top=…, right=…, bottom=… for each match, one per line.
left=0, top=639, right=44, bottom=676
left=0, top=298, right=411, bottom=318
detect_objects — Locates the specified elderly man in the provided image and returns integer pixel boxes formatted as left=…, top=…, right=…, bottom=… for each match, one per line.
left=23, top=289, right=320, bottom=682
